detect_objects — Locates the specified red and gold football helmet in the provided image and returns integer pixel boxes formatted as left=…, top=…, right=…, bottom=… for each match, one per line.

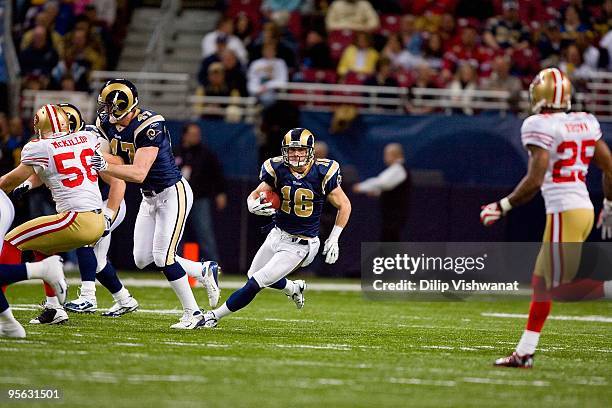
left=33, top=104, right=70, bottom=138
left=529, top=68, right=572, bottom=114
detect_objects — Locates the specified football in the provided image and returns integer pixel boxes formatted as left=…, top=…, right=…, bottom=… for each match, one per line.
left=260, top=190, right=281, bottom=209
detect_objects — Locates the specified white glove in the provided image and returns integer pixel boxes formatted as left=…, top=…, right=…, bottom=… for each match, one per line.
left=101, top=207, right=115, bottom=237
left=247, top=194, right=276, bottom=216
left=322, top=225, right=343, bottom=264
left=597, top=198, right=612, bottom=240
left=90, top=149, right=109, bottom=172
left=480, top=197, right=512, bottom=227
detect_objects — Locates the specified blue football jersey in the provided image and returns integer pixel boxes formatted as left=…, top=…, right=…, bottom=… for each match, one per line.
left=96, top=109, right=182, bottom=191
left=260, top=156, right=342, bottom=238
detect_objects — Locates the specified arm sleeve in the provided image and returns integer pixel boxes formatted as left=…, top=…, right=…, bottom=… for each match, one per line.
left=259, top=159, right=277, bottom=188
left=357, top=163, right=407, bottom=192
left=134, top=116, right=166, bottom=148
left=521, top=116, right=554, bottom=150
left=322, top=160, right=342, bottom=194
left=20, top=141, right=49, bottom=169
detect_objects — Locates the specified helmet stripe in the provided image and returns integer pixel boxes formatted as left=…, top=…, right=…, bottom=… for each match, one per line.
left=299, top=129, right=311, bottom=146
left=559, top=70, right=565, bottom=105
left=551, top=68, right=562, bottom=106
left=45, top=104, right=59, bottom=133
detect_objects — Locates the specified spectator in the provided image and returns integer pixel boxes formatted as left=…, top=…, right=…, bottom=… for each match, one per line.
left=353, top=143, right=412, bottom=242
left=202, top=16, right=248, bottom=65
left=0, top=115, right=24, bottom=175
left=561, top=4, right=590, bottom=43
left=55, top=0, right=77, bottom=35
left=438, top=13, right=460, bottom=52
left=89, top=0, right=117, bottom=28
left=337, top=31, right=379, bottom=78
left=220, top=50, right=248, bottom=97
left=262, top=0, right=303, bottom=26
left=301, top=29, right=333, bottom=69
left=559, top=43, right=594, bottom=90
left=601, top=29, right=612, bottom=70
left=249, top=22, right=297, bottom=70
left=442, top=24, right=494, bottom=81
left=483, top=0, right=531, bottom=50
left=399, top=15, right=423, bottom=56
left=20, top=11, right=64, bottom=58
left=198, top=34, right=230, bottom=87
left=482, top=54, right=523, bottom=111
left=420, top=32, right=445, bottom=72
left=234, top=12, right=254, bottom=48
left=407, top=64, right=442, bottom=114
left=537, top=21, right=565, bottom=68
left=65, top=28, right=106, bottom=71
left=176, top=123, right=227, bottom=262
left=314, top=140, right=329, bottom=160
left=247, top=42, right=289, bottom=105
left=365, top=57, right=398, bottom=87
left=382, top=33, right=420, bottom=71
left=325, top=0, right=380, bottom=32
left=448, top=62, right=478, bottom=115
left=203, top=63, right=232, bottom=97
left=0, top=57, right=8, bottom=114
left=50, top=47, right=91, bottom=92
left=19, top=26, right=59, bottom=78
left=68, top=15, right=107, bottom=63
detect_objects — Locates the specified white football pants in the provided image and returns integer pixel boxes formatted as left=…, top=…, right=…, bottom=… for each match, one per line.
left=133, top=178, right=193, bottom=268
left=247, top=227, right=320, bottom=287
left=0, top=190, right=15, bottom=252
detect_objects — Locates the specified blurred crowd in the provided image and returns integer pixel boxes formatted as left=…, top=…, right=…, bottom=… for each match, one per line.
left=200, top=0, right=612, bottom=112
left=13, top=0, right=133, bottom=93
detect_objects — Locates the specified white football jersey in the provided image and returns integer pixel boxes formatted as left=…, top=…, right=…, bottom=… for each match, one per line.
left=21, top=131, right=103, bottom=213
left=521, top=112, right=602, bottom=214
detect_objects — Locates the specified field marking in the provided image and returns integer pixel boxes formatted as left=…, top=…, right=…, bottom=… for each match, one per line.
left=462, top=377, right=549, bottom=387
left=482, top=312, right=612, bottom=323
left=388, top=377, right=457, bottom=387
left=15, top=278, right=363, bottom=292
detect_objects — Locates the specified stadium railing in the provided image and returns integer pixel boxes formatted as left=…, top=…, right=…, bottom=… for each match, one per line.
left=21, top=70, right=612, bottom=122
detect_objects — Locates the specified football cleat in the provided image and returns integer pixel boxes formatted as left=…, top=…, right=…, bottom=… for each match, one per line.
left=102, top=296, right=139, bottom=317
left=40, top=256, right=68, bottom=304
left=199, top=261, right=221, bottom=308
left=494, top=352, right=534, bottom=368
left=0, top=320, right=26, bottom=338
left=289, top=280, right=306, bottom=309
left=170, top=309, right=204, bottom=330
left=195, top=311, right=218, bottom=329
left=29, top=307, right=69, bottom=325
left=65, top=290, right=97, bottom=313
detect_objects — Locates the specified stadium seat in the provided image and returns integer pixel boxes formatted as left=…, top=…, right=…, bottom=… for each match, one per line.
left=378, top=14, right=401, bottom=37
left=328, top=30, right=355, bottom=62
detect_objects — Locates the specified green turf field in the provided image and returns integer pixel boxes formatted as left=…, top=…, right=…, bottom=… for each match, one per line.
left=1, top=277, right=611, bottom=408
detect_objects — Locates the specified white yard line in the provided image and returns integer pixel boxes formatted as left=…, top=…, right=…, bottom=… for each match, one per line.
left=14, top=278, right=363, bottom=291
left=482, top=312, right=612, bottom=323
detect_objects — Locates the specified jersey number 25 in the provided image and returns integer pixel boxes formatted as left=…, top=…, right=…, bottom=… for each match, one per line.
left=552, top=139, right=596, bottom=183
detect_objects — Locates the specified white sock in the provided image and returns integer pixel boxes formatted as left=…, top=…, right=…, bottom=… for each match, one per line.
left=111, top=287, right=129, bottom=302
left=0, top=308, right=18, bottom=323
left=213, top=302, right=232, bottom=319
left=176, top=256, right=202, bottom=278
left=604, top=281, right=612, bottom=299
left=516, top=330, right=540, bottom=356
left=25, top=261, right=46, bottom=280
left=81, top=281, right=96, bottom=297
left=45, top=296, right=61, bottom=308
left=168, top=275, right=199, bottom=311
left=282, top=279, right=295, bottom=296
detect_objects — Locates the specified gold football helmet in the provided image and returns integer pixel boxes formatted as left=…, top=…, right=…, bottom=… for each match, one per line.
left=281, top=128, right=315, bottom=168
left=58, top=103, right=84, bottom=132
left=33, top=104, right=70, bottom=138
left=97, top=78, right=139, bottom=123
left=529, top=68, right=572, bottom=114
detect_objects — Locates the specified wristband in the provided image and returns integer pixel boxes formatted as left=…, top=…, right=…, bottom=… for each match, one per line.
left=499, top=197, right=513, bottom=214
left=329, top=225, right=343, bottom=241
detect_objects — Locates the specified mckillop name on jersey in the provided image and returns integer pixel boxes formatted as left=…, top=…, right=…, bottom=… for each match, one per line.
left=372, top=279, right=519, bottom=292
